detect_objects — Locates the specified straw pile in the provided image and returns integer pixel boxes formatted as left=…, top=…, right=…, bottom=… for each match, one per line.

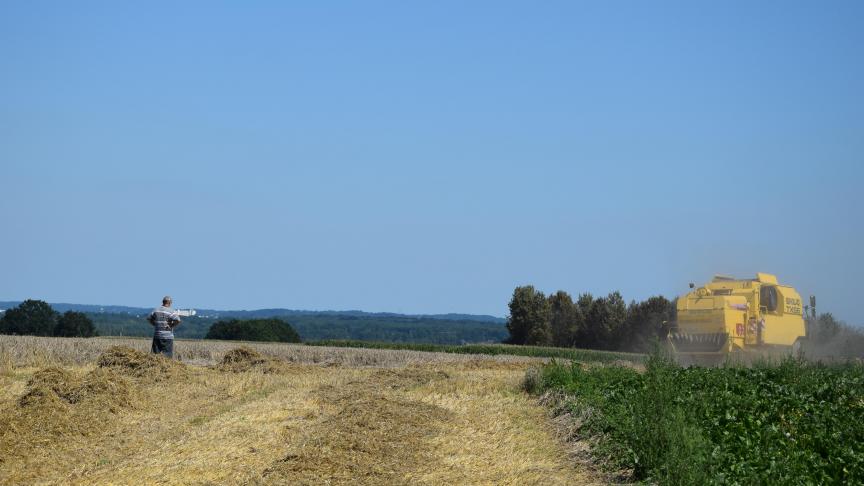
left=218, top=346, right=293, bottom=374
left=0, top=365, right=135, bottom=471
left=19, top=366, right=133, bottom=411
left=96, top=345, right=187, bottom=381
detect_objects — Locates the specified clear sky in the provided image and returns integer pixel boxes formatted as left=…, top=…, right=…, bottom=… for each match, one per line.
left=1, top=1, right=862, bottom=324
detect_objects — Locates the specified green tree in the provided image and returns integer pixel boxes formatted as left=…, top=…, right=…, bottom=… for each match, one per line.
left=575, top=293, right=594, bottom=321
left=573, top=293, right=595, bottom=347
left=548, top=290, right=581, bottom=347
left=55, top=311, right=98, bottom=337
left=0, top=299, right=58, bottom=336
left=621, top=296, right=675, bottom=352
left=506, top=286, right=550, bottom=345
left=205, top=318, right=301, bottom=342
left=526, top=305, right=552, bottom=345
left=581, top=291, right=627, bottom=350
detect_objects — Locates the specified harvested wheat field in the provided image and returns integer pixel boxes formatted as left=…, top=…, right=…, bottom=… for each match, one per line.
left=0, top=336, right=605, bottom=485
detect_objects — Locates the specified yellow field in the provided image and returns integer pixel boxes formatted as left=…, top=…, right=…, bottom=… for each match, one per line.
left=0, top=336, right=602, bottom=485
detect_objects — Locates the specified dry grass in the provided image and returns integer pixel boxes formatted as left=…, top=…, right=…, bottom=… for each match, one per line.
left=0, top=335, right=547, bottom=368
left=0, top=337, right=602, bottom=485
left=0, top=344, right=13, bottom=377
left=264, top=368, right=454, bottom=484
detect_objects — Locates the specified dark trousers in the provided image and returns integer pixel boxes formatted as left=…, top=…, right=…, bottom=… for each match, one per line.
left=151, top=337, right=174, bottom=358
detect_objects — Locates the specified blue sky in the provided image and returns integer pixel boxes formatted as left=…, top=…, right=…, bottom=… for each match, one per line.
left=1, top=1, right=862, bottom=324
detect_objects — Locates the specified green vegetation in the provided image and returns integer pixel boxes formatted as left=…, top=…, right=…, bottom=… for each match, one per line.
left=0, top=300, right=96, bottom=338
left=506, top=285, right=675, bottom=352
left=525, top=355, right=864, bottom=484
left=306, top=340, right=645, bottom=363
left=205, top=318, right=301, bottom=343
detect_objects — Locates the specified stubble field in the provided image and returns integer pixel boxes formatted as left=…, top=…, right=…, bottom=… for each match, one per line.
left=0, top=336, right=601, bottom=485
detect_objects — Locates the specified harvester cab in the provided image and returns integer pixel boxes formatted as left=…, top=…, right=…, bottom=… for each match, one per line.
left=669, top=273, right=807, bottom=365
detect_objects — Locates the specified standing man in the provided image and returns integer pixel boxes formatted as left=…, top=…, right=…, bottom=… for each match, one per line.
left=148, top=296, right=181, bottom=358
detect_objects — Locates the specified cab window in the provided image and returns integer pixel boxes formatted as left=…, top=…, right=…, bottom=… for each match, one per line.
left=760, top=286, right=778, bottom=312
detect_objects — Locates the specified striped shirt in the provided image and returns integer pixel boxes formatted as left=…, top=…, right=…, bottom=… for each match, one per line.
left=148, top=305, right=181, bottom=339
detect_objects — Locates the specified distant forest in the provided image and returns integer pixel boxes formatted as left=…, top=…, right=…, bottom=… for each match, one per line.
left=85, top=312, right=507, bottom=345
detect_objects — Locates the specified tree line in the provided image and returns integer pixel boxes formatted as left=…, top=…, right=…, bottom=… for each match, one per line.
left=0, top=299, right=97, bottom=337
left=505, top=286, right=675, bottom=352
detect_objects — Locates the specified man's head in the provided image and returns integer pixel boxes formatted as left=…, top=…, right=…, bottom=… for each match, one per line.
left=162, top=296, right=172, bottom=307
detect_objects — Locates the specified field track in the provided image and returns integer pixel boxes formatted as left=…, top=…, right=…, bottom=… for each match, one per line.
left=0, top=336, right=604, bottom=485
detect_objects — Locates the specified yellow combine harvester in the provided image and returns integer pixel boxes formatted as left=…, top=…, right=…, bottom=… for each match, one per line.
left=669, top=273, right=809, bottom=365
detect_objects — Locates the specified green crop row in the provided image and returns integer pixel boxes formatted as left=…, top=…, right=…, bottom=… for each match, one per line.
left=525, top=355, right=864, bottom=485
left=305, top=340, right=646, bottom=364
